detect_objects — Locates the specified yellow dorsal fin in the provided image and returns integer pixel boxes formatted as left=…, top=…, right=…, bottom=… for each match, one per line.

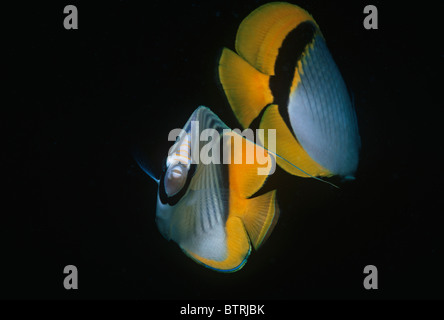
left=224, top=131, right=275, bottom=199
left=259, top=104, right=331, bottom=177
left=218, top=48, right=273, bottom=128
left=242, top=190, right=279, bottom=250
left=235, top=2, right=317, bottom=75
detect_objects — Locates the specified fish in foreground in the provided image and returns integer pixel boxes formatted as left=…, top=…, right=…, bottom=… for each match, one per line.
left=219, top=2, right=361, bottom=178
left=136, top=106, right=279, bottom=272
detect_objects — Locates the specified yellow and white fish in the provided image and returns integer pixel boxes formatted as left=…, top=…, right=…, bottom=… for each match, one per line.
left=218, top=2, right=361, bottom=178
left=137, top=106, right=279, bottom=272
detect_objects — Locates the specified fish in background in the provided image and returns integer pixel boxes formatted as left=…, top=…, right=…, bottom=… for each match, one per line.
left=218, top=2, right=361, bottom=179
left=135, top=106, right=279, bottom=272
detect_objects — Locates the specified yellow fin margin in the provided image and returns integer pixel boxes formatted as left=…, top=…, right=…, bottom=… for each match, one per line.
left=183, top=132, right=279, bottom=272
left=219, top=48, right=273, bottom=128
left=260, top=104, right=331, bottom=177
left=184, top=216, right=251, bottom=272
left=235, top=2, right=317, bottom=75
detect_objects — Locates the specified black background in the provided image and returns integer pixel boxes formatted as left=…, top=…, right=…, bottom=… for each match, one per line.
left=3, top=0, right=443, bottom=300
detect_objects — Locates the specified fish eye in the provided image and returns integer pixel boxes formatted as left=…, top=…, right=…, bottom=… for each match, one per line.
left=164, top=164, right=188, bottom=197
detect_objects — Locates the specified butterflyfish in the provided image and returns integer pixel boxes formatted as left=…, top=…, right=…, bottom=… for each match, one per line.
left=137, top=106, right=280, bottom=272
left=218, top=2, right=361, bottom=178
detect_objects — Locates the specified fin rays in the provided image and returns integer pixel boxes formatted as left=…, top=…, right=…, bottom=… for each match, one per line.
left=151, top=1, right=360, bottom=273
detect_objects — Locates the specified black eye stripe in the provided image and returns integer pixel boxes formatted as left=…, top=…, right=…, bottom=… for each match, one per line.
left=159, top=163, right=196, bottom=206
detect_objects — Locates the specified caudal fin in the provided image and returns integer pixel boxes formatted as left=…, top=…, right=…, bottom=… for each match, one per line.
left=242, top=190, right=280, bottom=250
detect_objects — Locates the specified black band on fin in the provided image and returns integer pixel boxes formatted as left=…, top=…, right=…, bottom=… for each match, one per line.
left=159, top=163, right=197, bottom=206
left=269, top=21, right=317, bottom=135
left=248, top=103, right=273, bottom=132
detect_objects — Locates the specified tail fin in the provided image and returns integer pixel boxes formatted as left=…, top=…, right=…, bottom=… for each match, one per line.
left=242, top=190, right=280, bottom=250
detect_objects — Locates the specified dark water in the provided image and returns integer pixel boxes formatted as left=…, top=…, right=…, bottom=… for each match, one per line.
left=4, top=0, right=442, bottom=300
